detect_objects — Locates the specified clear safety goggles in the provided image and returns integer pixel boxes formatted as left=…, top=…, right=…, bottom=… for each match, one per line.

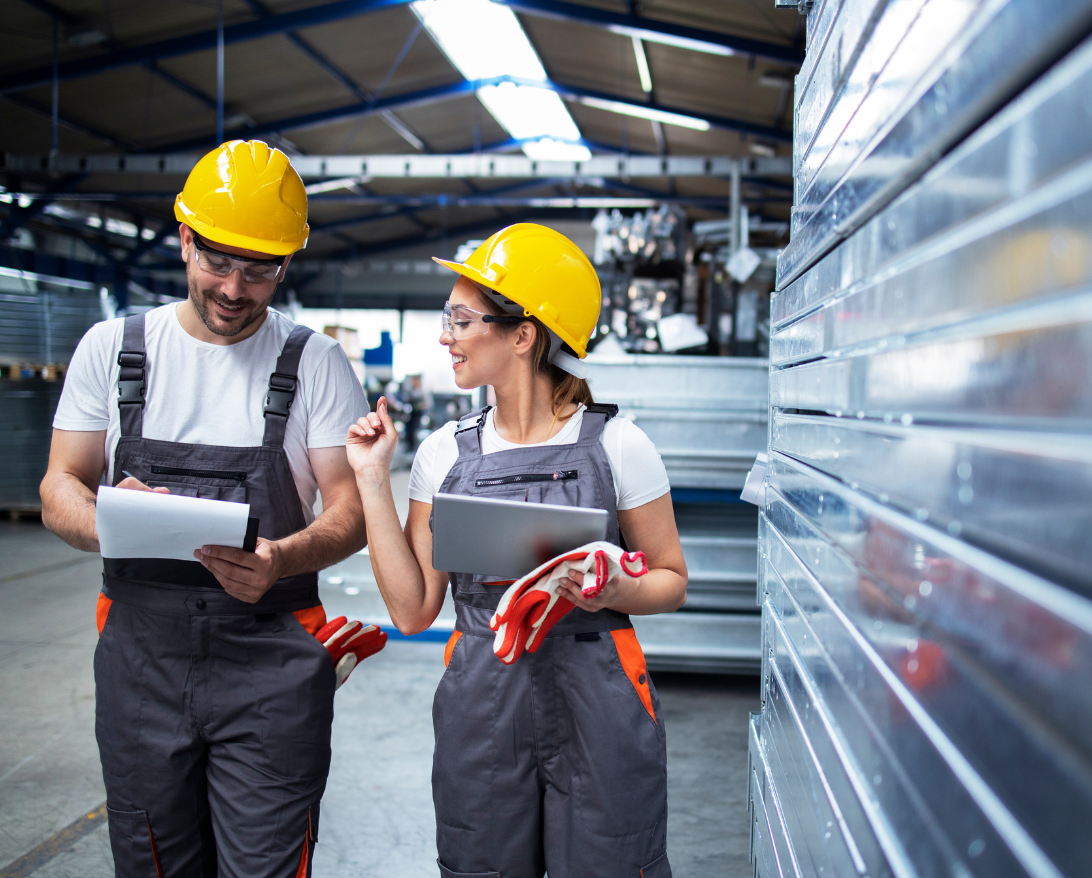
left=441, top=301, right=523, bottom=340
left=192, top=235, right=287, bottom=285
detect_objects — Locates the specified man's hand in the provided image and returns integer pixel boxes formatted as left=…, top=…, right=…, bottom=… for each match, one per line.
left=116, top=476, right=169, bottom=494
left=195, top=538, right=284, bottom=603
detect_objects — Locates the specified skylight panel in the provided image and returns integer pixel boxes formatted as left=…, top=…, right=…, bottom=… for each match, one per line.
left=412, top=0, right=591, bottom=161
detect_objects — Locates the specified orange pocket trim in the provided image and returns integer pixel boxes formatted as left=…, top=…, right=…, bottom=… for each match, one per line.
left=444, top=630, right=463, bottom=667
left=610, top=628, right=656, bottom=724
left=147, top=816, right=164, bottom=878
left=295, top=831, right=309, bottom=878
left=293, top=605, right=328, bottom=638
left=96, top=593, right=113, bottom=636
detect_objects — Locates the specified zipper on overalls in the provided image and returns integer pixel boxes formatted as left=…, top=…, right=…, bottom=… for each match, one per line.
left=474, top=470, right=578, bottom=487
left=149, top=465, right=248, bottom=483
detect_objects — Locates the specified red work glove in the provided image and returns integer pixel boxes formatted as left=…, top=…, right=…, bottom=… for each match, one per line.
left=489, top=542, right=648, bottom=665
left=315, top=616, right=388, bottom=689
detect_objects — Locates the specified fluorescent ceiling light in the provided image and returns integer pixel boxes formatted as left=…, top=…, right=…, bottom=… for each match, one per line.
left=608, top=25, right=734, bottom=57
left=412, top=0, right=591, bottom=162
left=578, top=96, right=711, bottom=131
left=632, top=36, right=653, bottom=93
left=305, top=176, right=370, bottom=195
left=528, top=198, right=658, bottom=208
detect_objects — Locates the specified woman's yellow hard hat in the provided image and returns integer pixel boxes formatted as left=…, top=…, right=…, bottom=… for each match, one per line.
left=174, top=140, right=309, bottom=256
left=433, top=223, right=601, bottom=359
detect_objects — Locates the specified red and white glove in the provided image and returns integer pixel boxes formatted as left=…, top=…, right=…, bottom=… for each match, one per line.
left=315, top=616, right=388, bottom=689
left=489, top=542, right=647, bottom=665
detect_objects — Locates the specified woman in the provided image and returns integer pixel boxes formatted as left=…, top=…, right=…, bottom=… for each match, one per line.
left=346, top=223, right=686, bottom=878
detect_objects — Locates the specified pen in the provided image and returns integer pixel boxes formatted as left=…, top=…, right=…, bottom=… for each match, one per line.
left=121, top=470, right=143, bottom=483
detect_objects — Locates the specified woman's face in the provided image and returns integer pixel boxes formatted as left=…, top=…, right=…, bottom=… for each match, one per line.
left=441, top=276, right=527, bottom=390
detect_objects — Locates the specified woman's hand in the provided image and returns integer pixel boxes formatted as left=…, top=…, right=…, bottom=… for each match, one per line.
left=555, top=568, right=638, bottom=613
left=346, top=396, right=400, bottom=482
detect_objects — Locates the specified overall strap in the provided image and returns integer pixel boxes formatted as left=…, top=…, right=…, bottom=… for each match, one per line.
left=576, top=402, right=618, bottom=444
left=117, top=313, right=147, bottom=438
left=454, top=406, right=491, bottom=458
left=262, top=324, right=314, bottom=448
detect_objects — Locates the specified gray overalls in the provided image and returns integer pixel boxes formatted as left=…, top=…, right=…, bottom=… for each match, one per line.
left=94, top=313, right=334, bottom=878
left=432, top=405, right=672, bottom=878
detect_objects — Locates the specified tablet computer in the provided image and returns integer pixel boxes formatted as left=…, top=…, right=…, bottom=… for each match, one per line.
left=432, top=493, right=608, bottom=579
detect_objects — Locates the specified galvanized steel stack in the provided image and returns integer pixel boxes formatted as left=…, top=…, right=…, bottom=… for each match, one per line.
left=750, top=1, right=1092, bottom=877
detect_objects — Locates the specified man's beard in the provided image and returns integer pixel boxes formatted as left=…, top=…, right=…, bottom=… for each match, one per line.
left=188, top=271, right=274, bottom=337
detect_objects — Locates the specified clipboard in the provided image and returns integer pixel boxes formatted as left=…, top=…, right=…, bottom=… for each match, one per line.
left=244, top=517, right=260, bottom=553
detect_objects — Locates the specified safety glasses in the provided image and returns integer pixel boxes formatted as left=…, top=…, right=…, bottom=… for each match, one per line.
left=441, top=301, right=523, bottom=340
left=192, top=235, right=287, bottom=285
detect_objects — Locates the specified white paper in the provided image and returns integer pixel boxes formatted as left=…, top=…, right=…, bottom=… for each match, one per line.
left=96, top=486, right=251, bottom=560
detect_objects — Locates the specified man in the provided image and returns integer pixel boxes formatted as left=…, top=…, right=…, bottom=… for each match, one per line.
left=40, top=140, right=375, bottom=878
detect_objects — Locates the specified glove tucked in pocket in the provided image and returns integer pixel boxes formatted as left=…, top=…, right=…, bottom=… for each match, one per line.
left=315, top=616, right=388, bottom=688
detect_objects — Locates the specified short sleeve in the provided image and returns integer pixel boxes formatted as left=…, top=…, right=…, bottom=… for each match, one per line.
left=408, top=424, right=459, bottom=503
left=53, top=320, right=120, bottom=431
left=609, top=418, right=671, bottom=511
left=303, top=344, right=368, bottom=448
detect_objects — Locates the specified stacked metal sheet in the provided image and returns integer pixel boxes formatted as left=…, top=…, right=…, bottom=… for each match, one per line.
left=585, top=355, right=768, bottom=672
left=0, top=379, right=65, bottom=511
left=751, top=1, right=1092, bottom=876
left=0, top=280, right=104, bottom=365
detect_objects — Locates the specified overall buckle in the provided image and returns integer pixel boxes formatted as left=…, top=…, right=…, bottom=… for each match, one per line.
left=116, top=350, right=146, bottom=407
left=264, top=372, right=298, bottom=418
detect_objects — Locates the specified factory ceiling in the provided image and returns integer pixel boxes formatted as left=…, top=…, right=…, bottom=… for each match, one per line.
left=0, top=0, right=802, bottom=274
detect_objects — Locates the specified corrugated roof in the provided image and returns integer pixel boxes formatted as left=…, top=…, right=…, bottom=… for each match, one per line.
left=1, top=0, right=800, bottom=263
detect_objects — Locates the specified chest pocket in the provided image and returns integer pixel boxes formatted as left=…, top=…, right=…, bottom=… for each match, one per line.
left=147, top=465, right=248, bottom=503
left=469, top=465, right=587, bottom=506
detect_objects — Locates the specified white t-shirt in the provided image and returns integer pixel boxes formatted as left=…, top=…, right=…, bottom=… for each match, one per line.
left=408, top=404, right=670, bottom=511
left=54, top=302, right=367, bottom=523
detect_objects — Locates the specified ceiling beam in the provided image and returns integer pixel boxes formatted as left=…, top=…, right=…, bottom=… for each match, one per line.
left=0, top=0, right=410, bottom=95
left=152, top=76, right=789, bottom=153
left=238, top=0, right=427, bottom=151
left=0, top=174, right=88, bottom=239
left=159, top=78, right=477, bottom=153
left=0, top=94, right=137, bottom=150
left=0, top=0, right=800, bottom=95
left=500, top=0, right=804, bottom=64
left=296, top=212, right=547, bottom=263
left=17, top=0, right=221, bottom=113
left=2, top=151, right=791, bottom=178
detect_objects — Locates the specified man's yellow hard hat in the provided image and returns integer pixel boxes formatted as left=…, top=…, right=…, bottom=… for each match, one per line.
left=433, top=223, right=601, bottom=358
left=174, top=140, right=309, bottom=256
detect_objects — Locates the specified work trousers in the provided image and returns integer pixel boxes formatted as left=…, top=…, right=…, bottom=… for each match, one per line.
left=95, top=600, right=334, bottom=878
left=433, top=615, right=672, bottom=878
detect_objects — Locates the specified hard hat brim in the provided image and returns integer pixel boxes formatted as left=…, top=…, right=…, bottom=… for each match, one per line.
left=175, top=197, right=308, bottom=257
left=432, top=256, right=589, bottom=358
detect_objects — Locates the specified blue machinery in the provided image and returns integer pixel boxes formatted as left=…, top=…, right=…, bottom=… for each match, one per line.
left=750, top=1, right=1092, bottom=876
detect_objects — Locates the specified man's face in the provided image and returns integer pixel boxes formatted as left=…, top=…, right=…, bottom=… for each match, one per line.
left=180, top=226, right=287, bottom=338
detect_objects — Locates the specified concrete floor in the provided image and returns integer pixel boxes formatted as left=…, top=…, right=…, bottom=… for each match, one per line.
left=0, top=472, right=759, bottom=877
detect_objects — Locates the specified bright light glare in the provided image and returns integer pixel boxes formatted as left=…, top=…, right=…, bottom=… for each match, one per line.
left=632, top=36, right=653, bottom=93
left=412, top=0, right=589, bottom=160
left=522, top=138, right=592, bottom=162
left=412, top=0, right=546, bottom=81
left=579, top=96, right=710, bottom=131
left=608, top=25, right=734, bottom=57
